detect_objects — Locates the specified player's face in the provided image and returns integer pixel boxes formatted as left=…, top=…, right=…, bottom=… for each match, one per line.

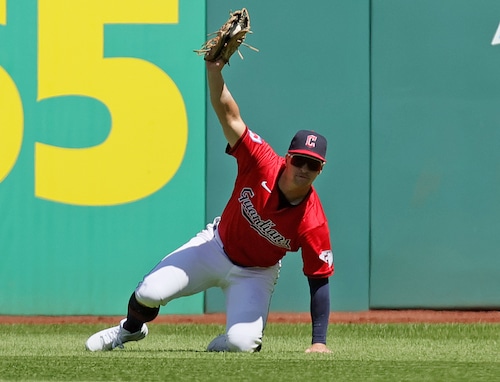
left=285, top=154, right=323, bottom=187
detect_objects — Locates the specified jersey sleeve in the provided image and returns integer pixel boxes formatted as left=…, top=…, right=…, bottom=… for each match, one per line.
left=226, top=128, right=277, bottom=174
left=300, top=222, right=334, bottom=278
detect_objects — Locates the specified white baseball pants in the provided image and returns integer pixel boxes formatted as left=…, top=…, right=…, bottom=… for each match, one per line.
left=134, top=218, right=280, bottom=352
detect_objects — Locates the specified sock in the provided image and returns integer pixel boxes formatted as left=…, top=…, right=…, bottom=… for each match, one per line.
left=123, top=292, right=159, bottom=333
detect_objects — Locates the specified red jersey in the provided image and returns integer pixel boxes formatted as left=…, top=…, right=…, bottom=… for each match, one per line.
left=218, top=128, right=334, bottom=278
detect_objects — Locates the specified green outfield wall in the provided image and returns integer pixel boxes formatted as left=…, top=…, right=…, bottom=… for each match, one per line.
left=369, top=0, right=500, bottom=308
left=1, top=0, right=499, bottom=316
left=0, top=0, right=206, bottom=315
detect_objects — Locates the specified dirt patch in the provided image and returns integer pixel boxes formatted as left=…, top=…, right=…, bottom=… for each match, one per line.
left=0, top=310, right=499, bottom=325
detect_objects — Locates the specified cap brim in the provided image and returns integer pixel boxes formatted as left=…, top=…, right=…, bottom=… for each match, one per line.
left=288, top=150, right=326, bottom=162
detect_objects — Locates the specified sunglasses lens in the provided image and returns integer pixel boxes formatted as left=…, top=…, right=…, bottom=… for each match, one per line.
left=306, top=159, right=322, bottom=171
left=290, top=156, right=305, bottom=168
left=290, top=155, right=322, bottom=171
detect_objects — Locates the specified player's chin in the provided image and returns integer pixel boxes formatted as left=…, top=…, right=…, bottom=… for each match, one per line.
left=294, top=175, right=312, bottom=186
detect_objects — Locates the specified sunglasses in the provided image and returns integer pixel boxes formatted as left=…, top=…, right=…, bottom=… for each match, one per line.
left=289, top=154, right=324, bottom=172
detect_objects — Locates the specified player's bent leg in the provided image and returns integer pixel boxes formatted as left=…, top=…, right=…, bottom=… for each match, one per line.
left=134, top=220, right=230, bottom=308
left=86, top=219, right=229, bottom=352
left=207, top=263, right=280, bottom=353
left=134, top=264, right=191, bottom=307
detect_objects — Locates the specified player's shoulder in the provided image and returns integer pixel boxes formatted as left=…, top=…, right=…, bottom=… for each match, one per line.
left=230, top=128, right=271, bottom=153
left=307, top=187, right=326, bottom=211
left=303, top=189, right=328, bottom=225
left=242, top=128, right=279, bottom=161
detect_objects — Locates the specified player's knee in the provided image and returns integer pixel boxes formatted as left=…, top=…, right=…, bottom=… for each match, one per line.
left=135, top=266, right=189, bottom=307
left=135, top=281, right=164, bottom=308
left=226, top=329, right=263, bottom=352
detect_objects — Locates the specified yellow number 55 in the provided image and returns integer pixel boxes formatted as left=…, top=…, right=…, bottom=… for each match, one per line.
left=0, top=3, right=23, bottom=184
left=36, top=0, right=187, bottom=206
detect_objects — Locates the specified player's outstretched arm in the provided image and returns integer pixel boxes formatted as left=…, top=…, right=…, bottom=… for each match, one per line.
left=307, top=277, right=332, bottom=353
left=206, top=60, right=246, bottom=148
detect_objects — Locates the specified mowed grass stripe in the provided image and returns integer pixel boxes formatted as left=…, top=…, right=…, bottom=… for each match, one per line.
left=0, top=323, right=498, bottom=381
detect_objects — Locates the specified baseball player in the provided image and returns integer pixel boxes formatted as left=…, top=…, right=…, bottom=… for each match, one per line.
left=85, top=59, right=334, bottom=353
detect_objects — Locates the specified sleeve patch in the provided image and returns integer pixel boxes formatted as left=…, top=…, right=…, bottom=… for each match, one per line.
left=319, top=250, right=333, bottom=267
left=248, top=130, right=263, bottom=144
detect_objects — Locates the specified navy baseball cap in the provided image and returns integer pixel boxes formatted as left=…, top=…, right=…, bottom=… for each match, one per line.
left=288, top=130, right=327, bottom=162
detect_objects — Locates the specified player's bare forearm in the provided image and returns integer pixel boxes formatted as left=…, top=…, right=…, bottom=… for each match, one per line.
left=206, top=61, right=246, bottom=147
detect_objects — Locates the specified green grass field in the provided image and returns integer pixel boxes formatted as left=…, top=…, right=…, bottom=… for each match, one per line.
left=1, top=322, right=499, bottom=381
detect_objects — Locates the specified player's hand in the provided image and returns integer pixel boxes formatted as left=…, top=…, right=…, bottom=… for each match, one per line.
left=305, top=343, right=332, bottom=353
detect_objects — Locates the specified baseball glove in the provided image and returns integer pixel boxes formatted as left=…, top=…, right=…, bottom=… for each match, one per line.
left=194, top=8, right=258, bottom=63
